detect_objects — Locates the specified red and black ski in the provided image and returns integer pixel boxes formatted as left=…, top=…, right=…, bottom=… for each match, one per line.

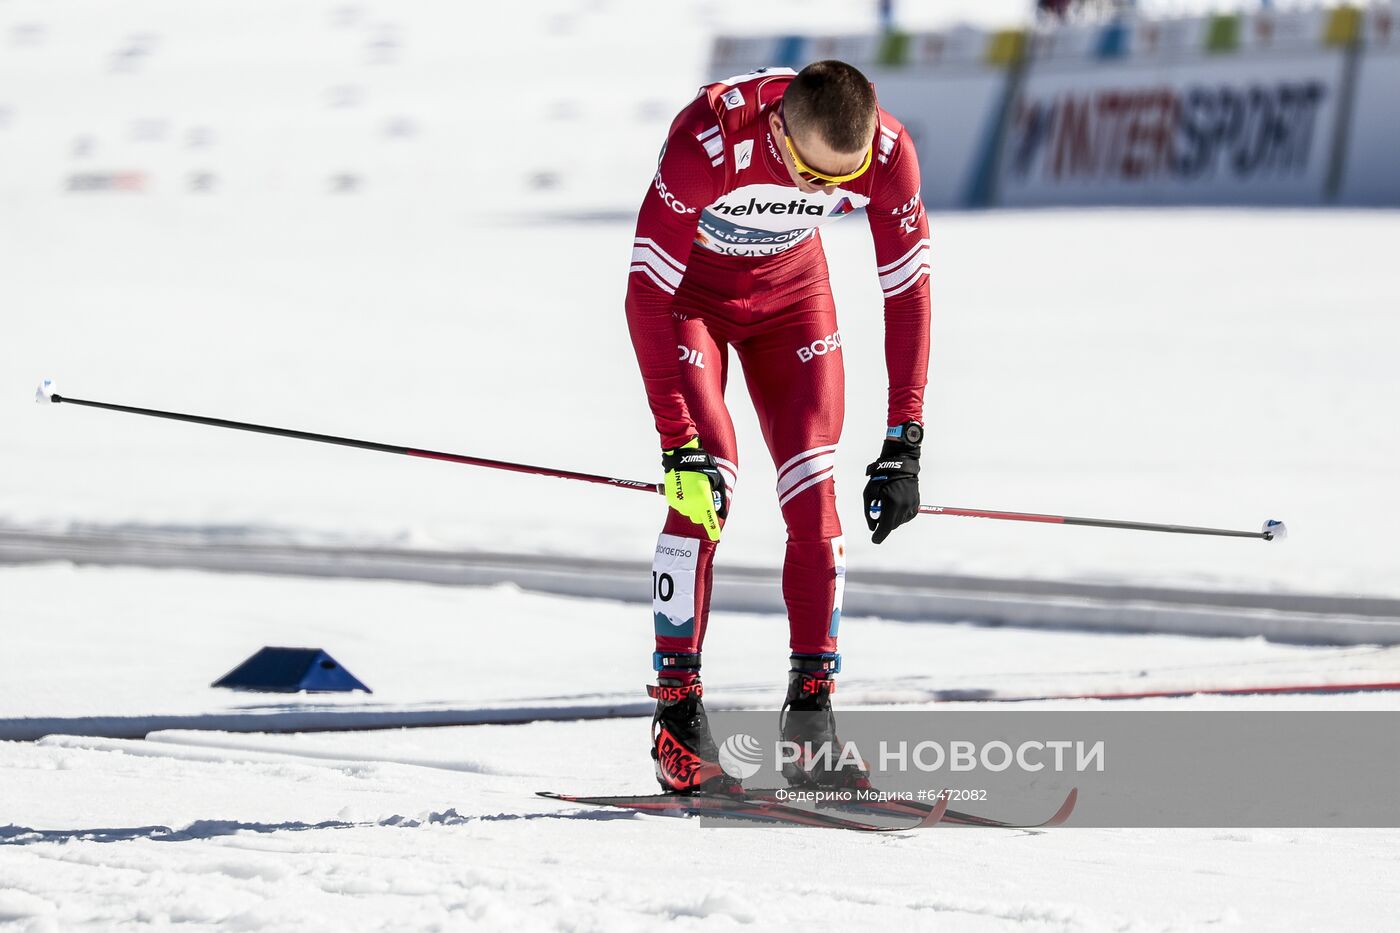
left=536, top=789, right=948, bottom=832
left=945, top=787, right=1077, bottom=828
left=538, top=786, right=1075, bottom=830
left=744, top=786, right=1078, bottom=829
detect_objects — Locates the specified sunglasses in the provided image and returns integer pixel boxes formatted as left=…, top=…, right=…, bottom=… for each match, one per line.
left=777, top=105, right=874, bottom=187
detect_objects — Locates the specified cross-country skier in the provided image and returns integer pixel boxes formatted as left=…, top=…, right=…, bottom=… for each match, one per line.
left=626, top=60, right=930, bottom=794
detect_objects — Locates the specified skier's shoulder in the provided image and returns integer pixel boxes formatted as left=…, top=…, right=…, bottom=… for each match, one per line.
left=699, top=67, right=794, bottom=128
left=646, top=72, right=789, bottom=213
left=670, top=67, right=794, bottom=150
left=872, top=104, right=915, bottom=163
left=863, top=102, right=922, bottom=210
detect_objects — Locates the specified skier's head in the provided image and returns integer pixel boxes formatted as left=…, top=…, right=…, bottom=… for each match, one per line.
left=769, top=60, right=878, bottom=194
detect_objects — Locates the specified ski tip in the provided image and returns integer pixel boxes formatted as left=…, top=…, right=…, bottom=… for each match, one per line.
left=913, top=790, right=952, bottom=828
left=1043, top=787, right=1078, bottom=827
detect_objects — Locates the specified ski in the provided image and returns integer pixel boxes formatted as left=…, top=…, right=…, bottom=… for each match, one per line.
left=945, top=787, right=1078, bottom=828
left=539, top=786, right=1075, bottom=830
left=860, top=787, right=1076, bottom=828
left=742, top=787, right=943, bottom=823
left=536, top=790, right=947, bottom=832
left=923, top=787, right=1078, bottom=828
left=747, top=786, right=1078, bottom=829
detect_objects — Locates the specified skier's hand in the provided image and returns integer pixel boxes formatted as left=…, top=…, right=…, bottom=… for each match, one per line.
left=862, top=422, right=922, bottom=544
left=662, top=438, right=728, bottom=542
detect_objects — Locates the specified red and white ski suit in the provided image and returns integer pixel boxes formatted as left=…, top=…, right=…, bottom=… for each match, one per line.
left=626, top=68, right=930, bottom=668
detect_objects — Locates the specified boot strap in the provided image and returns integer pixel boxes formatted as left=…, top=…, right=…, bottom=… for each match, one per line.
left=794, top=674, right=837, bottom=697
left=648, top=681, right=703, bottom=703
left=653, top=651, right=702, bottom=672
left=789, top=652, right=841, bottom=674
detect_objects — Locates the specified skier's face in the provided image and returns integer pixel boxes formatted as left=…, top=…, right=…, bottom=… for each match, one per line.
left=768, top=108, right=872, bottom=195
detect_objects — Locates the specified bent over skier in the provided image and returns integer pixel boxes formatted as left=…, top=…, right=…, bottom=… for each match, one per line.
left=625, top=60, right=931, bottom=794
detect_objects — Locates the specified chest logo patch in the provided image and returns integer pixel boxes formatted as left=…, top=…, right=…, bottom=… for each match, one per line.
left=733, top=139, right=753, bottom=171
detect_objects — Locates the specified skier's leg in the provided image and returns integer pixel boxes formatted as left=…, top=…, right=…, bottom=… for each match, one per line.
left=650, top=315, right=741, bottom=793
left=735, top=289, right=845, bottom=668
left=651, top=316, right=737, bottom=678
left=734, top=276, right=869, bottom=788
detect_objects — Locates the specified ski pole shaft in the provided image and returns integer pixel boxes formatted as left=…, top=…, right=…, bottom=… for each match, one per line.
left=917, top=505, right=1283, bottom=541
left=38, top=384, right=1283, bottom=541
left=44, top=391, right=662, bottom=495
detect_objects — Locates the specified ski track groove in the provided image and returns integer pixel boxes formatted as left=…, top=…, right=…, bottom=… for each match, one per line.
left=38, top=733, right=526, bottom=780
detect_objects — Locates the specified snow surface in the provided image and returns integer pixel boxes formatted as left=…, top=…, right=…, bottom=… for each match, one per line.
left=2, top=1, right=1399, bottom=930
left=4, top=727, right=1399, bottom=932
left=6, top=563, right=1399, bottom=722
left=2, top=563, right=1399, bottom=931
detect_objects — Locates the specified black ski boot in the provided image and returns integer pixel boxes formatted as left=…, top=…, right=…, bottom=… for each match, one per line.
left=649, top=676, right=742, bottom=796
left=779, top=655, right=872, bottom=790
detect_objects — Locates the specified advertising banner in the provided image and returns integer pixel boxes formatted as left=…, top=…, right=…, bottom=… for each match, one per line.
left=997, top=53, right=1345, bottom=207
left=712, top=8, right=1398, bottom=210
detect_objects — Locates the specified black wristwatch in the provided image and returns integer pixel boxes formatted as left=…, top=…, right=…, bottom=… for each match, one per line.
left=887, top=421, right=923, bottom=446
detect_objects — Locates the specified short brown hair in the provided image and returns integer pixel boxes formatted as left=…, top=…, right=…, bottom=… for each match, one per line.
left=782, top=60, right=877, bottom=153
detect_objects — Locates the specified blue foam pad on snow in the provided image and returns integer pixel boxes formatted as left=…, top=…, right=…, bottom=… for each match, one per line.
left=211, top=647, right=371, bottom=693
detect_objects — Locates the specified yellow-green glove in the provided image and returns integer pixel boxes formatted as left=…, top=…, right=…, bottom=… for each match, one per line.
left=662, top=438, right=728, bottom=542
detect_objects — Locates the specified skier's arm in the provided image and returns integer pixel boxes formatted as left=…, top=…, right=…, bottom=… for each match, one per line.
left=624, top=128, right=721, bottom=450
left=860, top=126, right=931, bottom=544
left=866, top=127, right=931, bottom=430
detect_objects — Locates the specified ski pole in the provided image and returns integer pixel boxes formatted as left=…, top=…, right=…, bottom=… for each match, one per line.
left=36, top=382, right=1284, bottom=541
left=34, top=381, right=661, bottom=495
left=917, top=506, right=1285, bottom=541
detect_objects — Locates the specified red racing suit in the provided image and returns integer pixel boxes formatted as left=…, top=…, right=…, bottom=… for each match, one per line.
left=625, top=68, right=930, bottom=675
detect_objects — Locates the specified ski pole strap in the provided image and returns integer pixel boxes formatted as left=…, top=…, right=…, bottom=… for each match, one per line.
left=790, top=653, right=841, bottom=674
left=653, top=651, right=702, bottom=673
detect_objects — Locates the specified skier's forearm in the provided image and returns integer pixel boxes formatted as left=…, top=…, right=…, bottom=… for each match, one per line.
left=882, top=296, right=930, bottom=426
left=625, top=293, right=696, bottom=449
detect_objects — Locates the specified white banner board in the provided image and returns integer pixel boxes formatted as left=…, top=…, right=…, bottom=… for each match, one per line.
left=865, top=69, right=1006, bottom=210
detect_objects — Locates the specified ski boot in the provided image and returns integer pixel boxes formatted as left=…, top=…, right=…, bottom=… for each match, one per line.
left=779, top=654, right=872, bottom=791
left=649, top=656, right=742, bottom=796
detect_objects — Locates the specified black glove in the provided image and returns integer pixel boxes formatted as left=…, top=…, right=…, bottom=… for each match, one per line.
left=862, top=422, right=922, bottom=544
